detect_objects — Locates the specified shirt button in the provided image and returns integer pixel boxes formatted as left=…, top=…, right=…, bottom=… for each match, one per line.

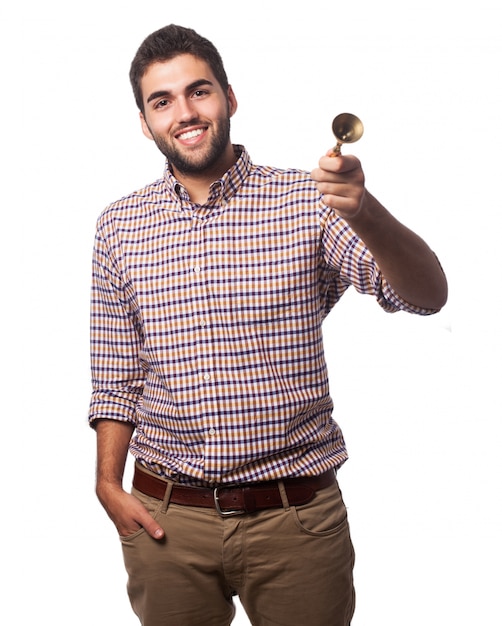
left=208, top=427, right=216, bottom=436
left=203, top=373, right=211, bottom=381
left=200, top=319, right=207, bottom=327
left=193, top=266, right=201, bottom=273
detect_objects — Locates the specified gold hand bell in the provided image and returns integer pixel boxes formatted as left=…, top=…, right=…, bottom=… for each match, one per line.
left=331, top=113, right=364, bottom=156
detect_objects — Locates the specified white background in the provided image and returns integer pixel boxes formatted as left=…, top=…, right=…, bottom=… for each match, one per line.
left=1, top=0, right=501, bottom=624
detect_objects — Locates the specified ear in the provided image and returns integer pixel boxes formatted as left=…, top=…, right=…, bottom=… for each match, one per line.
left=227, top=85, right=238, bottom=117
left=140, top=112, right=154, bottom=141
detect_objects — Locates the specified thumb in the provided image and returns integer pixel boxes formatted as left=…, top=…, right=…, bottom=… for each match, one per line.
left=139, top=512, right=165, bottom=540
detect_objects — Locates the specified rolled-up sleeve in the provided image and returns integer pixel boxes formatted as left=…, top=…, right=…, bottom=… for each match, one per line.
left=320, top=205, right=440, bottom=316
left=88, top=220, right=145, bottom=428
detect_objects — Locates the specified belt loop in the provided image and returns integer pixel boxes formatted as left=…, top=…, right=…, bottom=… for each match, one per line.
left=277, top=479, right=290, bottom=511
left=161, top=479, right=174, bottom=514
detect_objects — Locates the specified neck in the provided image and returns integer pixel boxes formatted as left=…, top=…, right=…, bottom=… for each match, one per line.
left=173, top=143, right=237, bottom=204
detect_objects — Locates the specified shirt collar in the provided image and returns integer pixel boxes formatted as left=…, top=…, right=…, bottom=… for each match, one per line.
left=162, top=145, right=252, bottom=208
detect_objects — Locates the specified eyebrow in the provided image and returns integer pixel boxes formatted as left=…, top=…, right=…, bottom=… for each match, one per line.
left=146, top=79, right=215, bottom=104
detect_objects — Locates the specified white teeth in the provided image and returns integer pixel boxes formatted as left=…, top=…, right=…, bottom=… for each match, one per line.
left=179, top=128, right=204, bottom=140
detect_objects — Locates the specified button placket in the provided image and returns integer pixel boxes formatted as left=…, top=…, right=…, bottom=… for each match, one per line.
left=189, top=217, right=218, bottom=447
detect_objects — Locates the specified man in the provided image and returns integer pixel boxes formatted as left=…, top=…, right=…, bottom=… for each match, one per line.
left=89, top=24, right=447, bottom=626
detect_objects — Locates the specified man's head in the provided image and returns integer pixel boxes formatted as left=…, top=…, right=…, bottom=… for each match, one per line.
left=130, top=26, right=237, bottom=180
left=130, top=24, right=229, bottom=115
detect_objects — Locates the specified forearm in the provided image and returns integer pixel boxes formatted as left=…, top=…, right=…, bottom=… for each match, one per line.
left=95, top=419, right=134, bottom=496
left=94, top=419, right=164, bottom=539
left=312, top=154, right=448, bottom=310
left=345, top=191, right=448, bottom=310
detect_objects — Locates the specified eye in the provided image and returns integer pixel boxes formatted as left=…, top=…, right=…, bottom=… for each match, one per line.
left=192, top=89, right=209, bottom=99
left=154, top=98, right=170, bottom=109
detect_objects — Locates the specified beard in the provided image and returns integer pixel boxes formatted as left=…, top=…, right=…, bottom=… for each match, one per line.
left=148, top=115, right=232, bottom=176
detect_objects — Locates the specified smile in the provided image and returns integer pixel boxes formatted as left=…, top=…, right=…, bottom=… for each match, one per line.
left=178, top=128, right=205, bottom=141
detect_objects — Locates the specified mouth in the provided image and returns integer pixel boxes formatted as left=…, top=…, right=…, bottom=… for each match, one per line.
left=176, top=126, right=207, bottom=144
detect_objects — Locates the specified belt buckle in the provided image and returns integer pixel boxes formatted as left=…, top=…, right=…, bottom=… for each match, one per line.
left=213, top=486, right=246, bottom=517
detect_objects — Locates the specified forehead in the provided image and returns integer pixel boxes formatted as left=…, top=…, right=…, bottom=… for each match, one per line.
left=141, top=54, right=218, bottom=98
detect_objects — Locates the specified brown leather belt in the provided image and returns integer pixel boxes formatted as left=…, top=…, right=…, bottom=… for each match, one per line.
left=133, top=465, right=335, bottom=516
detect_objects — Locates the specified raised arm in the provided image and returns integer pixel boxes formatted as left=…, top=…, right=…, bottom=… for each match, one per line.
left=312, top=154, right=448, bottom=310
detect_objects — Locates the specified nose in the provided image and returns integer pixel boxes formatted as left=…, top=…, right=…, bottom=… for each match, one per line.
left=175, top=96, right=197, bottom=122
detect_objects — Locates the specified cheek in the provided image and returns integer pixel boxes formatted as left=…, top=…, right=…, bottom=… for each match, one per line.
left=143, top=116, right=177, bottom=143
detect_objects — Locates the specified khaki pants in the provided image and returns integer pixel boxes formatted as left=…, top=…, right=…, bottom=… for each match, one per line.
left=121, top=473, right=355, bottom=626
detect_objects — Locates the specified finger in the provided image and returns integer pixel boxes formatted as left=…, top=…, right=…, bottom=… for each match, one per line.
left=319, top=153, right=361, bottom=174
left=311, top=157, right=362, bottom=184
left=311, top=166, right=347, bottom=183
left=140, top=515, right=165, bottom=540
left=321, top=193, right=358, bottom=212
left=315, top=180, right=354, bottom=198
left=131, top=502, right=165, bottom=540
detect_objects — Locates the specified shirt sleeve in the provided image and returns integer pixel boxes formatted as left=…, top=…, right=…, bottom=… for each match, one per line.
left=319, top=203, right=439, bottom=315
left=88, top=220, right=145, bottom=428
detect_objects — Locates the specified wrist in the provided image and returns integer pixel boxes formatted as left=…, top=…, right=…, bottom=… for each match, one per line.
left=96, top=477, right=125, bottom=503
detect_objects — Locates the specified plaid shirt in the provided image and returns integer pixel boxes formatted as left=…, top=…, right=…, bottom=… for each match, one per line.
left=89, top=146, right=435, bottom=485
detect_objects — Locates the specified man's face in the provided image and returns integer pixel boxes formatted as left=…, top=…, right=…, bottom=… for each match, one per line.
left=139, top=54, right=237, bottom=177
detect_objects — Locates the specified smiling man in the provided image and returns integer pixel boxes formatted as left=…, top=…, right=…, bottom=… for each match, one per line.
left=89, top=24, right=447, bottom=626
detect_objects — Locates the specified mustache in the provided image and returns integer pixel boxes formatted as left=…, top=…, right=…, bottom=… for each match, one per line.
left=173, top=119, right=207, bottom=133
